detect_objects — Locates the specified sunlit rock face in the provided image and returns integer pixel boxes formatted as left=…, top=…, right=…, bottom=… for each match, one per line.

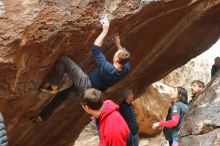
left=0, top=0, right=220, bottom=145
left=161, top=58, right=210, bottom=84
left=160, top=57, right=211, bottom=89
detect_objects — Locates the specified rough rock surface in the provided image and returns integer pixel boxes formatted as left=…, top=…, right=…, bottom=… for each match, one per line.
left=74, top=122, right=99, bottom=146
left=180, top=74, right=220, bottom=146
left=0, top=0, right=220, bottom=145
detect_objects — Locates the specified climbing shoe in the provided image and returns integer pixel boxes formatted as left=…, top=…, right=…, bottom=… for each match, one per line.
left=40, top=82, right=59, bottom=94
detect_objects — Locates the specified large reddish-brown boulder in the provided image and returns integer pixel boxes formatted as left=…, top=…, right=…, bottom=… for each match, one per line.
left=0, top=0, right=220, bottom=145
left=133, top=84, right=171, bottom=137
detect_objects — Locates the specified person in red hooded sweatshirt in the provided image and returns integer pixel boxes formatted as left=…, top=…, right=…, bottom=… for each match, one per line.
left=81, top=88, right=133, bottom=146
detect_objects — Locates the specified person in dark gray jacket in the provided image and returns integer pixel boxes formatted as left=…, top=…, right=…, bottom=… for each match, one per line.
left=119, top=89, right=139, bottom=146
left=0, top=112, right=8, bottom=146
left=211, top=57, right=220, bottom=79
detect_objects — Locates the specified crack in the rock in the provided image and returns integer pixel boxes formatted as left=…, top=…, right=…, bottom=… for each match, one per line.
left=181, top=126, right=220, bottom=138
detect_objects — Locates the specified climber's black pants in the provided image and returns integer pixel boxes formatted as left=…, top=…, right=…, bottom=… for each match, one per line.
left=48, top=56, right=91, bottom=90
left=40, top=56, right=91, bottom=120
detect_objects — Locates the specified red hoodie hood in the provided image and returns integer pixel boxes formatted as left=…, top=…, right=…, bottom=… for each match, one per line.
left=99, top=100, right=119, bottom=121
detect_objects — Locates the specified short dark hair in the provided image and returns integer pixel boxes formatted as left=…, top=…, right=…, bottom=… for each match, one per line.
left=177, top=86, right=188, bottom=104
left=81, top=88, right=103, bottom=110
left=118, top=49, right=130, bottom=65
left=121, top=88, right=132, bottom=101
left=192, top=80, right=205, bottom=88
left=215, top=57, right=220, bottom=61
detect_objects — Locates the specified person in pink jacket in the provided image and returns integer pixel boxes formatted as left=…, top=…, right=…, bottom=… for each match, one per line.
left=152, top=87, right=189, bottom=146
